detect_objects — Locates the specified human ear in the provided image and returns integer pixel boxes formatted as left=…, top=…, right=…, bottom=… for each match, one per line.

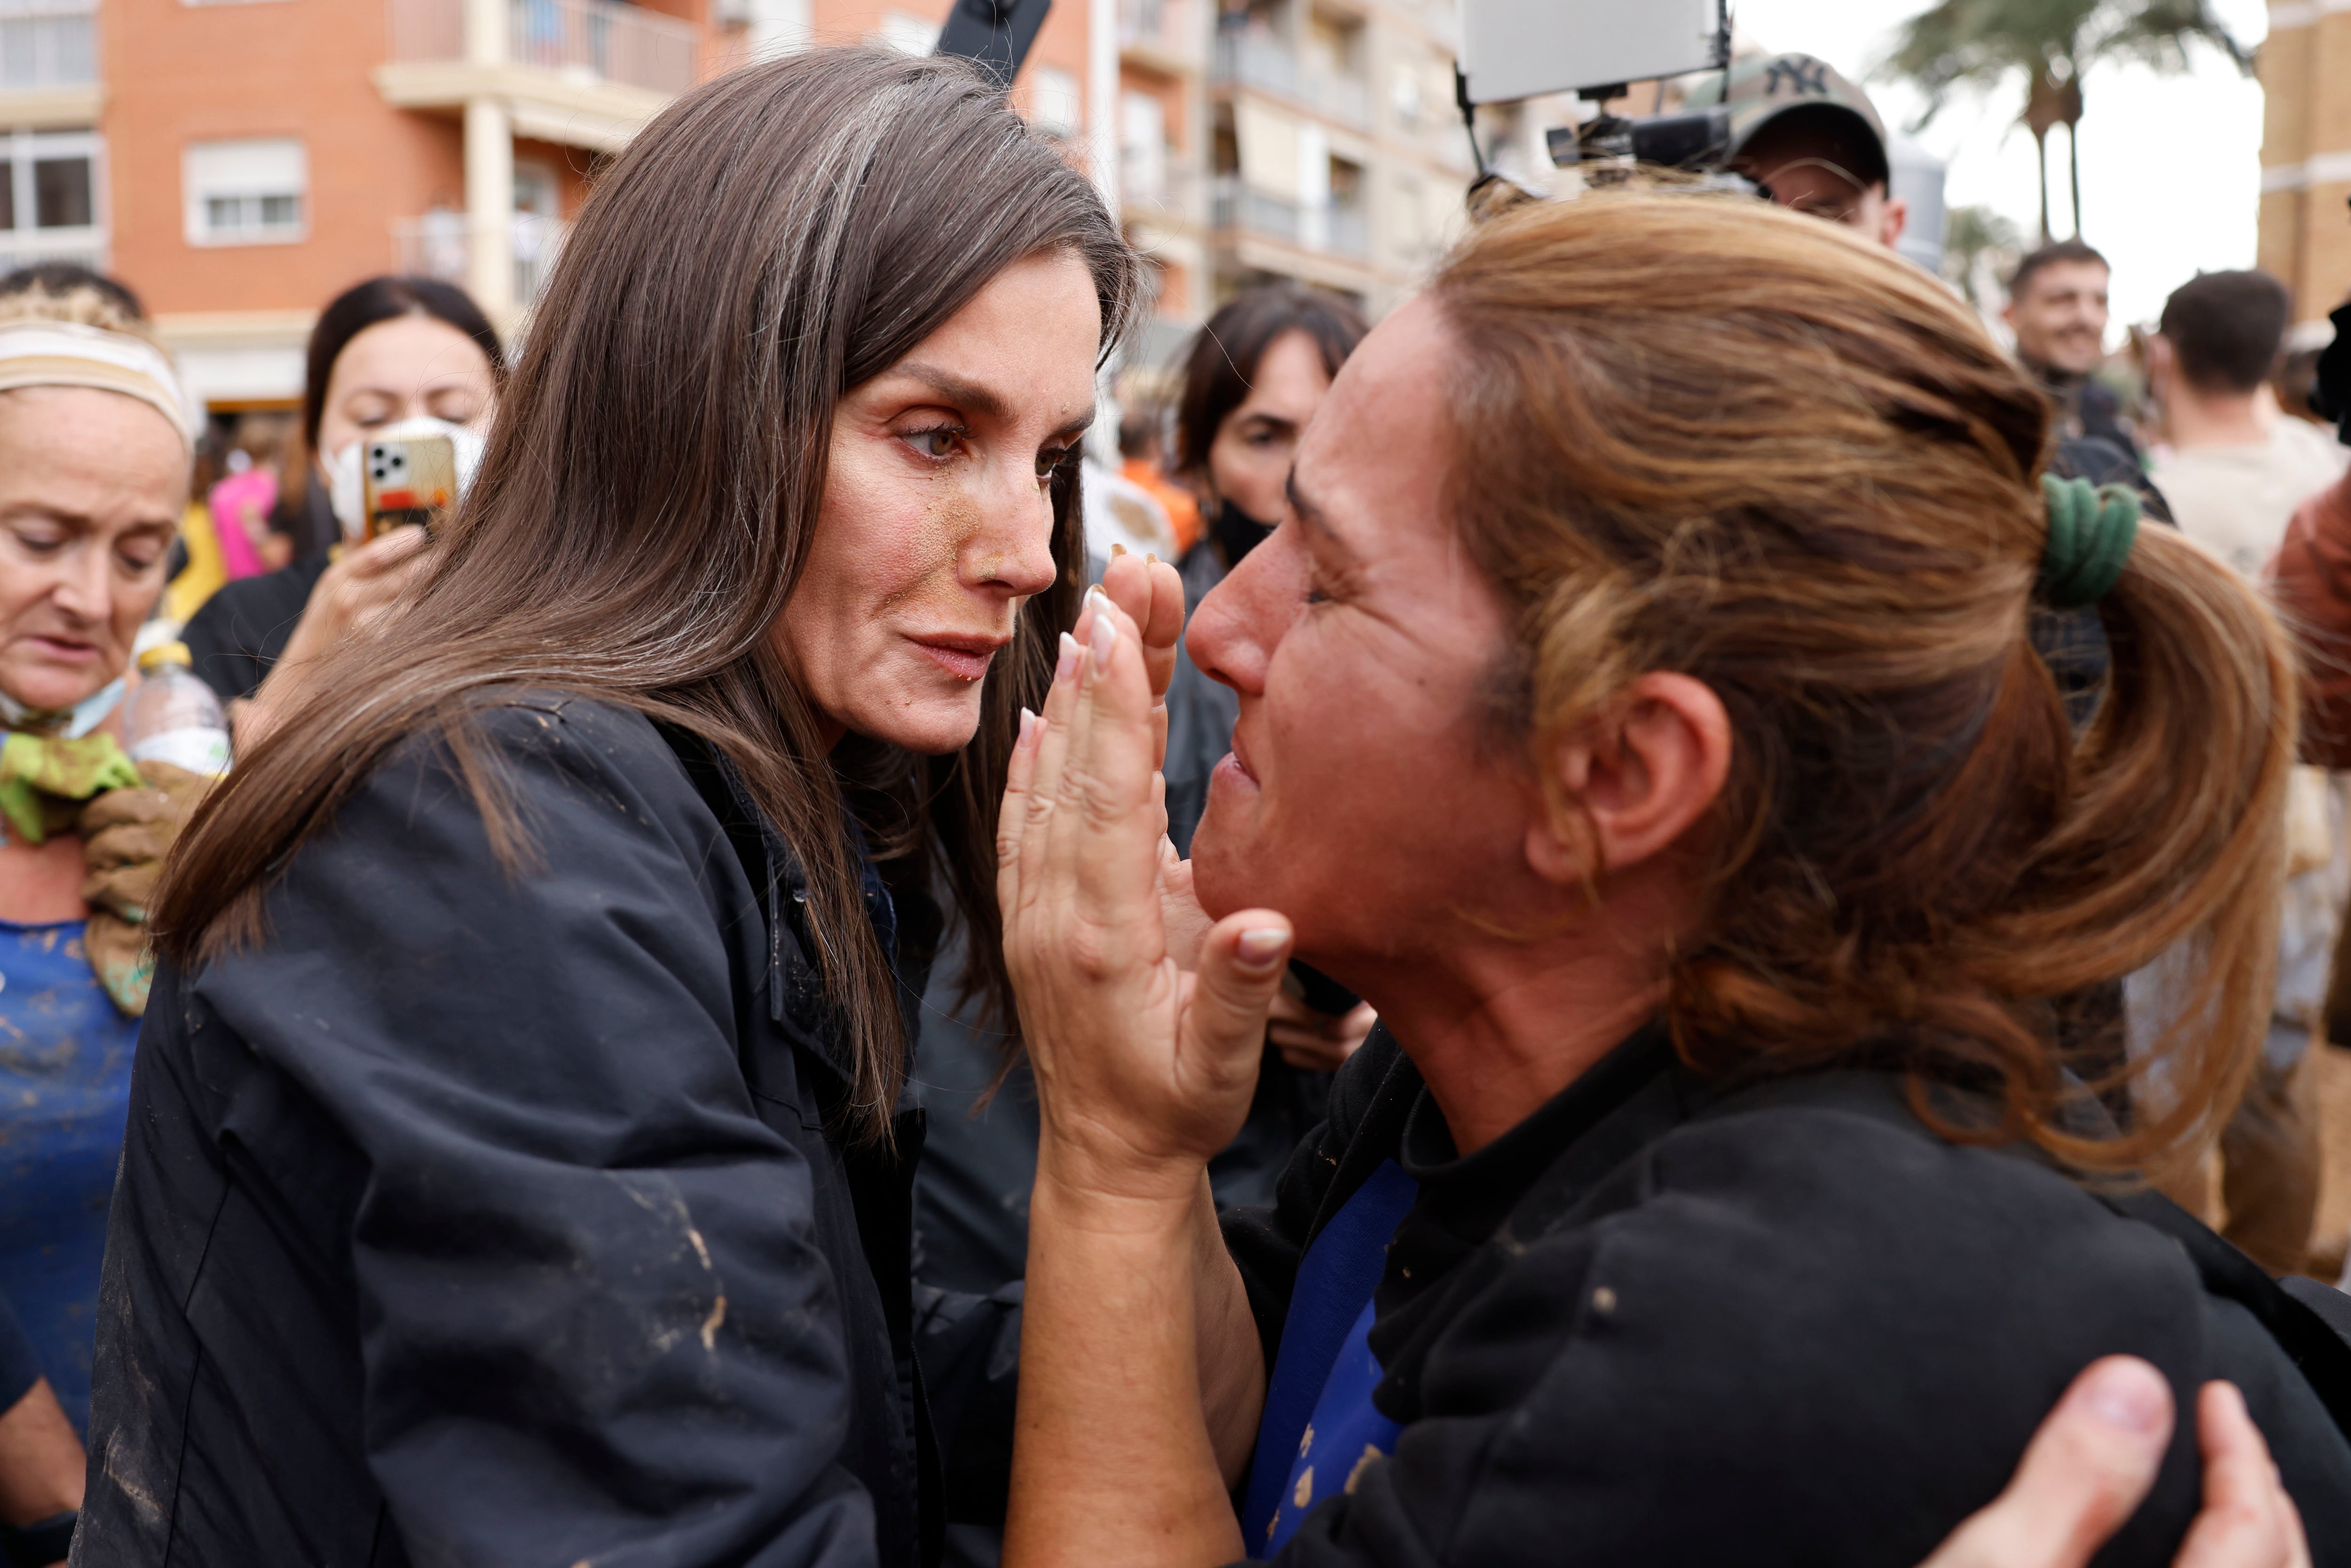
left=1524, top=672, right=1732, bottom=886
left=1880, top=197, right=1909, bottom=251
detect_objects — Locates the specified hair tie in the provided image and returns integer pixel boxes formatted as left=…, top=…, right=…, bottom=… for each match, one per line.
left=2037, top=473, right=2140, bottom=608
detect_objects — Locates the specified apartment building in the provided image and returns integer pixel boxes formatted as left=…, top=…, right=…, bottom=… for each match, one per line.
left=1205, top=0, right=1470, bottom=320
left=0, top=0, right=717, bottom=407
left=2257, top=0, right=2351, bottom=328
left=0, top=0, right=1473, bottom=416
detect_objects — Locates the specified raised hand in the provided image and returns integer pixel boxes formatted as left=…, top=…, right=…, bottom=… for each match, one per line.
left=1097, top=545, right=1187, bottom=770
left=998, top=585, right=1288, bottom=1197
left=1097, top=545, right=1213, bottom=971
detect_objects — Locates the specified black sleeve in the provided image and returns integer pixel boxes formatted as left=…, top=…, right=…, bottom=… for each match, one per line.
left=0, top=1289, right=40, bottom=1413
left=1220, top=1028, right=1412, bottom=1375
left=1265, top=1108, right=2351, bottom=1568
left=181, top=559, right=324, bottom=702
left=190, top=702, right=882, bottom=1568
left=915, top=1280, right=1023, bottom=1524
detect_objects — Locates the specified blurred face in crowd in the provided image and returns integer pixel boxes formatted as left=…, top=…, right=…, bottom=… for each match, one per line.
left=2004, top=260, right=2111, bottom=378
left=1738, top=119, right=1907, bottom=252
left=779, top=247, right=1097, bottom=755
left=1185, top=297, right=1531, bottom=963
left=313, top=312, right=497, bottom=479
left=0, top=387, right=184, bottom=713
left=1209, top=329, right=1335, bottom=526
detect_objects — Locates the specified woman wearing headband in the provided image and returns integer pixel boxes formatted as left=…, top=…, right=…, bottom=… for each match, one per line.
left=0, top=278, right=197, bottom=1564
left=998, top=194, right=2351, bottom=1563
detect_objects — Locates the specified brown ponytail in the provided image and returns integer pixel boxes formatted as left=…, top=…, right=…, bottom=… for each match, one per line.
left=1431, top=193, right=2293, bottom=1174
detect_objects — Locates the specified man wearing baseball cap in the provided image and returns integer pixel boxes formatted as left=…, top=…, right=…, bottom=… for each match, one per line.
left=1685, top=51, right=1909, bottom=250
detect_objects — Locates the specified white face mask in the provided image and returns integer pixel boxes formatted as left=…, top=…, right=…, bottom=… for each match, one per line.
left=325, top=417, right=488, bottom=542
left=0, top=676, right=125, bottom=738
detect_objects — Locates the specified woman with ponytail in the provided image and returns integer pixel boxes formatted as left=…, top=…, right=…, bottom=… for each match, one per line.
left=996, top=192, right=2351, bottom=1565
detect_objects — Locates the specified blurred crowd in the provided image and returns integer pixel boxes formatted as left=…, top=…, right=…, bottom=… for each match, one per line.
left=0, top=40, right=2346, bottom=1568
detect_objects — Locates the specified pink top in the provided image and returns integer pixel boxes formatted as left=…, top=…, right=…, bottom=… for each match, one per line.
left=208, top=470, right=278, bottom=579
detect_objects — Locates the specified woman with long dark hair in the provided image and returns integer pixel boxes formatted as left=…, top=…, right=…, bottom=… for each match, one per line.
left=78, top=49, right=1135, bottom=1563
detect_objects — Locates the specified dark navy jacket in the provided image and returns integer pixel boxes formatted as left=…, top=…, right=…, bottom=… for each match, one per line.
left=75, top=695, right=1013, bottom=1567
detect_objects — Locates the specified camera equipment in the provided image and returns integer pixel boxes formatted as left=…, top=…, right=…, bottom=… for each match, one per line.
left=933, top=0, right=1053, bottom=89
left=1544, top=107, right=1732, bottom=174
left=1457, top=0, right=1728, bottom=111
left=1454, top=0, right=1738, bottom=186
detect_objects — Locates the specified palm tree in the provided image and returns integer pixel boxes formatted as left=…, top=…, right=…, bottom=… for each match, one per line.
left=1879, top=0, right=2248, bottom=242
left=1942, top=203, right=2024, bottom=308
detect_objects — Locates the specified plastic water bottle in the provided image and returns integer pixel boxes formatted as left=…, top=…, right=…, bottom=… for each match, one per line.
left=122, top=641, right=230, bottom=775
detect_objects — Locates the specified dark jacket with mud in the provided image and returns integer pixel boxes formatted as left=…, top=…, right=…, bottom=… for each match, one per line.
left=74, top=696, right=1017, bottom=1567
left=1225, top=1027, right=2351, bottom=1566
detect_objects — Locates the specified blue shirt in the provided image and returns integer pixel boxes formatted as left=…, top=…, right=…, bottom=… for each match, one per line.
left=0, top=915, right=139, bottom=1433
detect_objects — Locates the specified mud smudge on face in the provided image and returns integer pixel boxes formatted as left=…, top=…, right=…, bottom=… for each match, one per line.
left=875, top=487, right=983, bottom=619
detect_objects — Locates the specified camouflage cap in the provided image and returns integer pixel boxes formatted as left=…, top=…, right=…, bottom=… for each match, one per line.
left=1682, top=52, right=1890, bottom=190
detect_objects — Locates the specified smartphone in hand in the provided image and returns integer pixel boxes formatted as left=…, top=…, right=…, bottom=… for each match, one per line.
left=363, top=435, right=459, bottom=539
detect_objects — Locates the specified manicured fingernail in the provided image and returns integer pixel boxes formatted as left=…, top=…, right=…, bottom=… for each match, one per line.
left=1110, top=542, right=1127, bottom=556
left=1146, top=551, right=1158, bottom=564
left=1056, top=632, right=1081, bottom=682
left=1236, top=928, right=1288, bottom=967
left=1018, top=706, right=1037, bottom=743
left=1089, top=606, right=1117, bottom=663
left=2080, top=1359, right=2168, bottom=1436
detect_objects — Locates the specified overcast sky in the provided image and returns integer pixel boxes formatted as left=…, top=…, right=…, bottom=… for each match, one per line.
left=1728, top=0, right=2270, bottom=331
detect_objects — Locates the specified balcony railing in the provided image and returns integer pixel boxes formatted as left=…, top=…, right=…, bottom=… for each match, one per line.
left=394, top=210, right=569, bottom=306
left=0, top=0, right=94, bottom=93
left=1211, top=175, right=1295, bottom=244
left=388, top=0, right=695, bottom=95
left=1326, top=201, right=1366, bottom=259
left=1121, top=158, right=1199, bottom=220
left=1210, top=175, right=1366, bottom=260
left=510, top=0, right=692, bottom=93
left=1211, top=31, right=1367, bottom=127
left=1119, top=0, right=1200, bottom=68
left=1214, top=31, right=1292, bottom=96
left=0, top=234, right=98, bottom=274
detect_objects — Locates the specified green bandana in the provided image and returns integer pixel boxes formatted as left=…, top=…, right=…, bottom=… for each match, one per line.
left=0, top=730, right=142, bottom=845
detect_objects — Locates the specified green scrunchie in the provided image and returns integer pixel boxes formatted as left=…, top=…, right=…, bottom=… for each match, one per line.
left=0, top=730, right=142, bottom=845
left=2038, top=473, right=2142, bottom=609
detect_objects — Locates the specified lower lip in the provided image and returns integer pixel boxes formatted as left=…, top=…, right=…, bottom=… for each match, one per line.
left=1213, top=751, right=1258, bottom=793
left=912, top=642, right=996, bottom=682
left=23, top=638, right=98, bottom=662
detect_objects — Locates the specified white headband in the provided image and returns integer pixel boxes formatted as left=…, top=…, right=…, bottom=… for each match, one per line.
left=0, top=320, right=202, bottom=450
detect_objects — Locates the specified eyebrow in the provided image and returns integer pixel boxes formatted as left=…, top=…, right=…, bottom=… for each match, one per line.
left=891, top=359, right=1095, bottom=441
left=1285, top=471, right=1356, bottom=559
left=0, top=501, right=94, bottom=528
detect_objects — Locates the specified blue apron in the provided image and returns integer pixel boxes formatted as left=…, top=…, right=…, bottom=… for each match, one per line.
left=0, top=915, right=140, bottom=1434
left=1242, top=1159, right=1419, bottom=1557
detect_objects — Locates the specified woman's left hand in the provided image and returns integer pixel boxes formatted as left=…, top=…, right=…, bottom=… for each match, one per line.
left=999, top=587, right=1291, bottom=1199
